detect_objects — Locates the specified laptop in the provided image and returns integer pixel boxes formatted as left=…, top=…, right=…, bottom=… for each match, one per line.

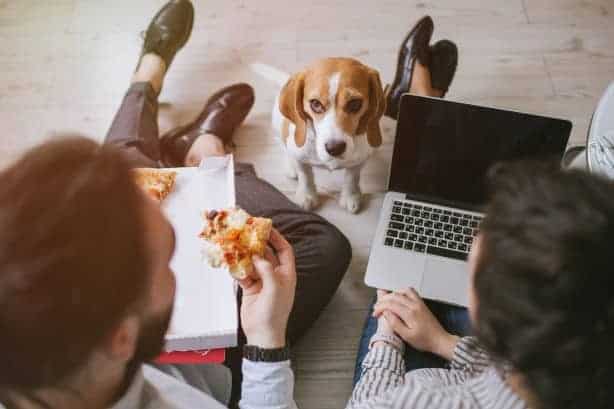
left=364, top=94, right=572, bottom=306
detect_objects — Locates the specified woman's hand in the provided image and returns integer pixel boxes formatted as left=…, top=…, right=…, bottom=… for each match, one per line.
left=374, top=290, right=396, bottom=337
left=373, top=288, right=459, bottom=360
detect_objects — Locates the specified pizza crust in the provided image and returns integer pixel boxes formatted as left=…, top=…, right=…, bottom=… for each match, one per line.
left=199, top=208, right=273, bottom=280
left=133, top=168, right=177, bottom=202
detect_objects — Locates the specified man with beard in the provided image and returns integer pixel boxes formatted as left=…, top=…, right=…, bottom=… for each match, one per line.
left=0, top=137, right=298, bottom=409
left=0, top=1, right=352, bottom=408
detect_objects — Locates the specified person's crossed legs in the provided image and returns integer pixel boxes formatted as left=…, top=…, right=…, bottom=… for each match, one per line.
left=353, top=299, right=470, bottom=385
left=104, top=1, right=351, bottom=405
left=354, top=17, right=469, bottom=385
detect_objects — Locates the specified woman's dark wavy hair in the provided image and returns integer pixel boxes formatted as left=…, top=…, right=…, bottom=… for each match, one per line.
left=474, top=161, right=614, bottom=409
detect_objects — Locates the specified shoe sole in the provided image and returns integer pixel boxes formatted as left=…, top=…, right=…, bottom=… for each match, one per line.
left=137, top=0, right=195, bottom=72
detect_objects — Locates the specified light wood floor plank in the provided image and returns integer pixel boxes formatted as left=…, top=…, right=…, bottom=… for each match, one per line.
left=1, top=1, right=613, bottom=407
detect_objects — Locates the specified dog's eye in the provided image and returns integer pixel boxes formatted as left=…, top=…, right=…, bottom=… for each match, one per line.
left=346, top=99, right=363, bottom=114
left=310, top=99, right=326, bottom=114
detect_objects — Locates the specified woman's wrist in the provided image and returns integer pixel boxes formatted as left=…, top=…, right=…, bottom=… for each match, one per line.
left=370, top=332, right=405, bottom=353
left=376, top=315, right=396, bottom=337
left=431, top=332, right=460, bottom=360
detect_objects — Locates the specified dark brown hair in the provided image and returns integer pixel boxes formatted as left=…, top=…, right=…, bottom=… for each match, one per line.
left=0, top=137, right=149, bottom=388
left=475, top=161, right=614, bottom=409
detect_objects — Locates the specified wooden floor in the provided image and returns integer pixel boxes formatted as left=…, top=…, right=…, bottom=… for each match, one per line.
left=1, top=1, right=613, bottom=407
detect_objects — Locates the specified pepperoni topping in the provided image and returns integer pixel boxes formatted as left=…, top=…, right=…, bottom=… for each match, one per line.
left=226, top=230, right=241, bottom=241
left=223, top=252, right=236, bottom=265
left=207, top=210, right=218, bottom=220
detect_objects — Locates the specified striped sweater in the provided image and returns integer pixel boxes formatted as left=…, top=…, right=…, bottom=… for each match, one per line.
left=347, top=337, right=528, bottom=409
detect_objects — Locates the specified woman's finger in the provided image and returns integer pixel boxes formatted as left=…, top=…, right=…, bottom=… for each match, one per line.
left=374, top=299, right=412, bottom=324
left=380, top=292, right=414, bottom=310
left=383, top=311, right=411, bottom=340
left=377, top=289, right=390, bottom=300
left=403, top=287, right=421, bottom=301
left=374, top=299, right=402, bottom=314
left=374, top=297, right=408, bottom=312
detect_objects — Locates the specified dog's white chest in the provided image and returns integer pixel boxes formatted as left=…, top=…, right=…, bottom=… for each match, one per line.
left=286, top=124, right=373, bottom=170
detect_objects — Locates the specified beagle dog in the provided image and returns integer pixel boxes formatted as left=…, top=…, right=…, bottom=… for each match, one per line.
left=272, top=57, right=386, bottom=213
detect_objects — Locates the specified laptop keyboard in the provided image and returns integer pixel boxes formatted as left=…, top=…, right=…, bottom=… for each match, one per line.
left=384, top=200, right=482, bottom=261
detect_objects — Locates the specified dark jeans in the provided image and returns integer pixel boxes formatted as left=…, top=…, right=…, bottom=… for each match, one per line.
left=353, top=297, right=472, bottom=386
left=106, top=82, right=352, bottom=405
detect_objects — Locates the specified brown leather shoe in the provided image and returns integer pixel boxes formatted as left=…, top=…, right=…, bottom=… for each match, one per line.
left=138, top=0, right=194, bottom=72
left=160, top=83, right=255, bottom=167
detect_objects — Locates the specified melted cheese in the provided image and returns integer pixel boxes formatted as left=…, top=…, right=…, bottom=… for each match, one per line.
left=226, top=208, right=249, bottom=230
left=202, top=240, right=224, bottom=267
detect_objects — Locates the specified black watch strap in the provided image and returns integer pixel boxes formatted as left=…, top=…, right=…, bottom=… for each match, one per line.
left=243, top=345, right=290, bottom=362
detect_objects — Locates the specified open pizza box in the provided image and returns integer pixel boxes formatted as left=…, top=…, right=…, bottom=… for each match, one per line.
left=157, top=155, right=238, bottom=362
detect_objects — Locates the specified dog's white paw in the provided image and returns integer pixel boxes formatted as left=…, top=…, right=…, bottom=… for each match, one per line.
left=339, top=191, right=361, bottom=213
left=285, top=162, right=298, bottom=180
left=295, top=187, right=319, bottom=211
left=295, top=188, right=319, bottom=211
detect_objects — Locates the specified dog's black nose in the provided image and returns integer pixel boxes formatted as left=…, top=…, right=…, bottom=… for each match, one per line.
left=325, top=140, right=346, bottom=157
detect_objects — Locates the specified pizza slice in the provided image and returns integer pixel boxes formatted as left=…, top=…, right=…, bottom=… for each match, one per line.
left=133, top=168, right=177, bottom=202
left=199, top=207, right=273, bottom=280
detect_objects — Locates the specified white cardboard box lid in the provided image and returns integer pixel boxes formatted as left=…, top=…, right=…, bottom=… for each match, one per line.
left=161, top=155, right=238, bottom=352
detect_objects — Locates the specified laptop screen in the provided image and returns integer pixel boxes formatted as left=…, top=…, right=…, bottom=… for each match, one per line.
left=389, top=95, right=571, bottom=211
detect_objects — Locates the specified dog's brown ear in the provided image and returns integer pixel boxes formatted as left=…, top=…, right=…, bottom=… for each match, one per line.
left=279, top=72, right=308, bottom=147
left=359, top=69, right=386, bottom=148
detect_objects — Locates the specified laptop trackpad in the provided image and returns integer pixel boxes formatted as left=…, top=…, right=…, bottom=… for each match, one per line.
left=421, top=256, right=469, bottom=307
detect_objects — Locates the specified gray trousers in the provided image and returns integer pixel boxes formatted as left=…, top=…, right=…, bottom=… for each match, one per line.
left=105, top=82, right=352, bottom=405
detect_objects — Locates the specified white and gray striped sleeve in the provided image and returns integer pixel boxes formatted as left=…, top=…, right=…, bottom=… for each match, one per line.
left=449, top=337, right=491, bottom=375
left=346, top=344, right=405, bottom=409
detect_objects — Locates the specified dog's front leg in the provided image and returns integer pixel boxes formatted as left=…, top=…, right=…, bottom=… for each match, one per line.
left=285, top=155, right=298, bottom=180
left=339, top=165, right=363, bottom=213
left=292, top=158, right=319, bottom=210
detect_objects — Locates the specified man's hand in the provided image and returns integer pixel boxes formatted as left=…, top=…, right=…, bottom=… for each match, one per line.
left=239, top=229, right=296, bottom=349
left=373, top=288, right=459, bottom=360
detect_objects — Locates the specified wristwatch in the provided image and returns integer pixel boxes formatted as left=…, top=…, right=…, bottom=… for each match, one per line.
left=243, top=345, right=291, bottom=362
